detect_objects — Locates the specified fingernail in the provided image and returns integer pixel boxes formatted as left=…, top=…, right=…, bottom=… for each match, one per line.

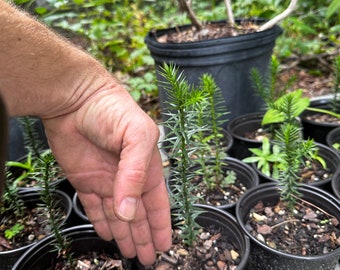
left=119, top=197, right=138, bottom=220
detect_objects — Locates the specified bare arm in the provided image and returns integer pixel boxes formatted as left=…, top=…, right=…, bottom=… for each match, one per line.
left=0, top=2, right=110, bottom=118
left=0, top=1, right=172, bottom=265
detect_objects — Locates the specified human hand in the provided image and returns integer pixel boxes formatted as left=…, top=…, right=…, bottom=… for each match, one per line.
left=42, top=84, right=172, bottom=265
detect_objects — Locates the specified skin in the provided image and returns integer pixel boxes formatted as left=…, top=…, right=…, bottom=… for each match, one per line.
left=0, top=1, right=172, bottom=265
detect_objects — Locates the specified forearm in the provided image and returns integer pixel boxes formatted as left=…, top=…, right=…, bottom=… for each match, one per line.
left=0, top=1, right=115, bottom=118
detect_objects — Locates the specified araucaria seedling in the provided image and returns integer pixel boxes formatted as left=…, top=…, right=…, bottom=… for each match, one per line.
left=35, top=151, right=73, bottom=267
left=161, top=63, right=205, bottom=245
left=194, top=73, right=235, bottom=190
left=263, top=91, right=317, bottom=210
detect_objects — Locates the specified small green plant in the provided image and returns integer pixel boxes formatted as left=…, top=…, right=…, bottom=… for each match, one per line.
left=262, top=89, right=310, bottom=127
left=5, top=152, right=35, bottom=186
left=160, top=63, right=205, bottom=246
left=252, top=90, right=326, bottom=182
left=243, top=137, right=283, bottom=179
left=264, top=91, right=320, bottom=210
left=275, top=122, right=316, bottom=210
left=4, top=223, right=24, bottom=240
left=0, top=170, right=26, bottom=219
left=194, top=73, right=235, bottom=190
left=19, top=117, right=45, bottom=159
left=2, top=117, right=73, bottom=264
left=251, top=55, right=295, bottom=110
left=35, top=151, right=73, bottom=267
left=332, top=142, right=340, bottom=150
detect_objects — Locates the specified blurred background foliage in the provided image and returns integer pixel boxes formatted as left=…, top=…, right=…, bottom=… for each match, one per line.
left=11, top=0, right=340, bottom=116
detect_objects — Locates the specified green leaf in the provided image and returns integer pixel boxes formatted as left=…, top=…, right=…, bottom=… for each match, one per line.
left=262, top=109, right=284, bottom=125
left=34, top=7, right=47, bottom=15
left=326, top=0, right=340, bottom=18
left=262, top=89, right=310, bottom=125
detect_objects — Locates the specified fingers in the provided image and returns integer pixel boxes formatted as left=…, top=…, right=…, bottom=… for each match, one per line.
left=111, top=143, right=171, bottom=264
left=103, top=197, right=157, bottom=265
left=78, top=190, right=161, bottom=265
left=77, top=192, right=113, bottom=241
left=143, top=181, right=172, bottom=253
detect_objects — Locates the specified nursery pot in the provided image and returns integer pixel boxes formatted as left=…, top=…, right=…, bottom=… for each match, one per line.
left=190, top=204, right=250, bottom=269
left=331, top=169, right=340, bottom=200
left=12, top=224, right=136, bottom=269
left=227, top=112, right=266, bottom=159
left=145, top=19, right=282, bottom=128
left=0, top=189, right=72, bottom=270
left=72, top=192, right=90, bottom=224
left=137, top=204, right=250, bottom=269
left=236, top=182, right=340, bottom=270
left=326, top=126, right=340, bottom=155
left=167, top=157, right=259, bottom=214
left=300, top=98, right=340, bottom=145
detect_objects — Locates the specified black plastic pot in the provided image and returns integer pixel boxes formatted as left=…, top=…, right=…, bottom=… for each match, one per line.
left=72, top=192, right=90, bottom=224
left=136, top=204, right=250, bottom=269
left=252, top=142, right=340, bottom=193
left=300, top=98, right=340, bottom=145
left=227, top=112, right=265, bottom=159
left=12, top=224, right=136, bottom=270
left=189, top=204, right=250, bottom=269
left=326, top=126, right=340, bottom=156
left=0, top=189, right=72, bottom=270
left=145, top=19, right=282, bottom=127
left=236, top=182, right=340, bottom=270
left=167, top=157, right=259, bottom=214
left=331, top=169, right=340, bottom=200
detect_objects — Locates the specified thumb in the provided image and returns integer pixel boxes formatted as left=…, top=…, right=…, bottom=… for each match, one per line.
left=113, top=129, right=160, bottom=221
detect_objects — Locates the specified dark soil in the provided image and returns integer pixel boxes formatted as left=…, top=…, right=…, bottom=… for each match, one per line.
left=0, top=206, right=54, bottom=251
left=142, top=226, right=242, bottom=270
left=243, top=127, right=273, bottom=142
left=305, top=113, right=340, bottom=125
left=246, top=199, right=340, bottom=256
left=191, top=174, right=246, bottom=207
left=51, top=251, right=134, bottom=270
left=256, top=158, right=333, bottom=185
left=156, top=21, right=259, bottom=43
left=298, top=159, right=333, bottom=184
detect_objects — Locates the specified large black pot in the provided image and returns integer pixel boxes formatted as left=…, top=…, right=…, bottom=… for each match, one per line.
left=300, top=98, right=340, bottom=145
left=236, top=182, right=340, bottom=270
left=12, top=224, right=136, bottom=270
left=0, top=189, right=72, bottom=270
left=145, top=19, right=282, bottom=127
